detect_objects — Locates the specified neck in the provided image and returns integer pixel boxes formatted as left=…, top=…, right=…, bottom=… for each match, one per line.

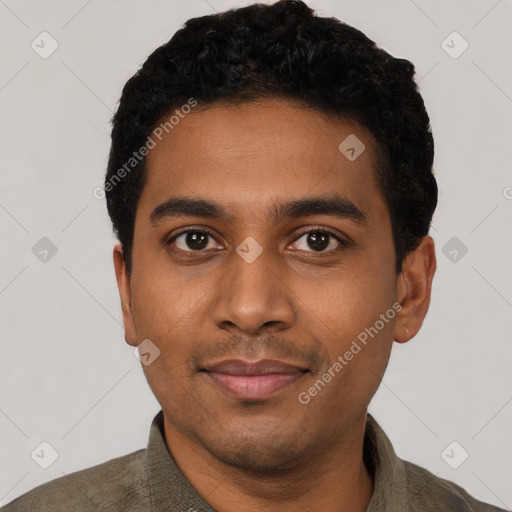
left=163, top=412, right=374, bottom=512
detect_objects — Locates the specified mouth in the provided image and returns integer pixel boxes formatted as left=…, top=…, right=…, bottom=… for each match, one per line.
left=200, top=358, right=309, bottom=400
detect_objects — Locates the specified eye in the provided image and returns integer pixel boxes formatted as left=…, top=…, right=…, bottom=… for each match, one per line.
left=289, top=229, right=346, bottom=253
left=169, top=229, right=220, bottom=252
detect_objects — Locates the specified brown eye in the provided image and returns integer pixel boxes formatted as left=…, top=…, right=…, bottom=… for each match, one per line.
left=290, top=230, right=345, bottom=253
left=170, top=230, right=217, bottom=251
left=306, top=231, right=330, bottom=251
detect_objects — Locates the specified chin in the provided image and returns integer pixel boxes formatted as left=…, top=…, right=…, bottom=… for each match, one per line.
left=196, top=428, right=312, bottom=475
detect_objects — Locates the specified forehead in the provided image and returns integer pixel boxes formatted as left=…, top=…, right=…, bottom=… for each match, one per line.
left=138, top=99, right=387, bottom=225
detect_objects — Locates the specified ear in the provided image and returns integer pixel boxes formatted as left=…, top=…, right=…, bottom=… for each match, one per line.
left=113, top=242, right=137, bottom=347
left=394, top=235, right=436, bottom=343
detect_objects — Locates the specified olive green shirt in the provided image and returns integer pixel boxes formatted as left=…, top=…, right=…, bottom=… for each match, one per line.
left=2, top=411, right=506, bottom=511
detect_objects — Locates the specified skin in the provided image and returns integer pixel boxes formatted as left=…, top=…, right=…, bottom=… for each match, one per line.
left=113, top=98, right=436, bottom=511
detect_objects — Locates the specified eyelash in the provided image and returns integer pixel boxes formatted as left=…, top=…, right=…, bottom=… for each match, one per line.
left=166, top=227, right=350, bottom=253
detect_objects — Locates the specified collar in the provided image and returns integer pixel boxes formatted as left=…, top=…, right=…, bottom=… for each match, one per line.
left=145, top=410, right=216, bottom=512
left=364, top=413, right=409, bottom=511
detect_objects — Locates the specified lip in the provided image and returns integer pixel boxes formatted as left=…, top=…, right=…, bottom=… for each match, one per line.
left=202, top=358, right=309, bottom=400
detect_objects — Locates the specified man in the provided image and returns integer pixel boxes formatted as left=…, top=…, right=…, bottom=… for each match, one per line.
left=3, top=1, right=505, bottom=510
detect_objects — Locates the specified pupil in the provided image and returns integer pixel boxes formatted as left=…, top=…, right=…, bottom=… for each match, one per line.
left=308, top=232, right=328, bottom=251
left=187, top=232, right=208, bottom=250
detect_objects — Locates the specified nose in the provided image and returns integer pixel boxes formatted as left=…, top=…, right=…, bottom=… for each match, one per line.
left=211, top=244, right=296, bottom=335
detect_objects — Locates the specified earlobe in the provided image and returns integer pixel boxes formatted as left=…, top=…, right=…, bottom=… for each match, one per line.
left=394, top=235, right=436, bottom=344
left=113, top=243, right=138, bottom=347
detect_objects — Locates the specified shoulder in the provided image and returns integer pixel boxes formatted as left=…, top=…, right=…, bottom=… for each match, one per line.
left=2, top=449, right=150, bottom=512
left=403, top=459, right=507, bottom=512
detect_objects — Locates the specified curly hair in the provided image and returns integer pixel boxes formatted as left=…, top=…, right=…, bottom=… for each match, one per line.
left=105, top=0, right=437, bottom=275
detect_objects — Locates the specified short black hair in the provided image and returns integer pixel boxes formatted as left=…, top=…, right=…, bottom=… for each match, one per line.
left=105, top=0, right=437, bottom=275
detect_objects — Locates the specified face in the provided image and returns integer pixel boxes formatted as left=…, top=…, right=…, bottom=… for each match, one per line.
left=114, top=98, right=434, bottom=472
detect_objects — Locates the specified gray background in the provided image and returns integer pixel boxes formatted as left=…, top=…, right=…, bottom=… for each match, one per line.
left=1, top=0, right=511, bottom=508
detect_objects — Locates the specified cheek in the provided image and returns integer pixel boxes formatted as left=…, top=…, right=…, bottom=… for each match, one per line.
left=129, top=264, right=226, bottom=411
left=305, top=259, right=396, bottom=344
left=301, top=281, right=397, bottom=418
left=299, top=266, right=398, bottom=404
left=131, top=272, right=204, bottom=413
left=131, top=257, right=199, bottom=329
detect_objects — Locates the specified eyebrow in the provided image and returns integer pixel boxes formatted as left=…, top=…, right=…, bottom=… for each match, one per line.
left=149, top=194, right=368, bottom=227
